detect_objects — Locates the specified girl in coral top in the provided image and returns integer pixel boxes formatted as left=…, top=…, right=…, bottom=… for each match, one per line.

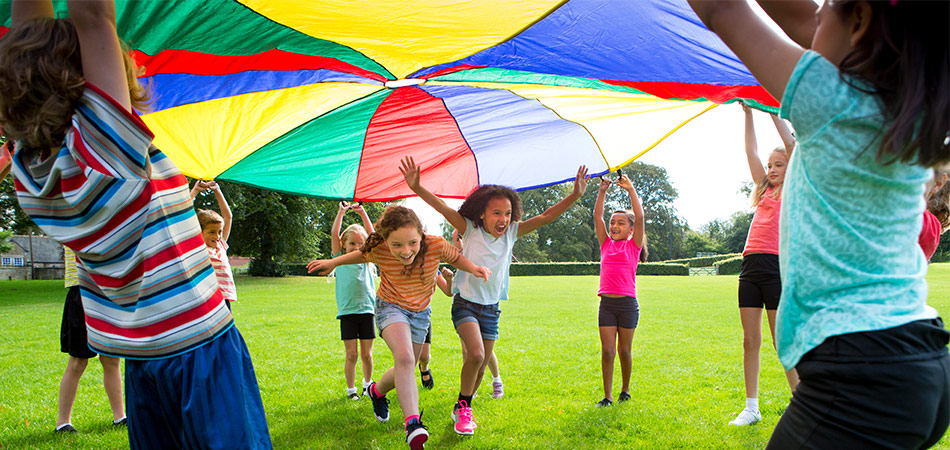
left=729, top=104, right=799, bottom=426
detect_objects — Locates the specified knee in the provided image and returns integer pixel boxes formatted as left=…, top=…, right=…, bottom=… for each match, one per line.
left=466, top=348, right=485, bottom=366
left=601, top=348, right=616, bottom=361
left=345, top=349, right=359, bottom=363
left=99, top=356, right=120, bottom=370
left=618, top=348, right=632, bottom=360
left=742, top=334, right=762, bottom=351
left=393, top=351, right=415, bottom=370
left=66, top=357, right=89, bottom=375
left=360, top=350, right=373, bottom=363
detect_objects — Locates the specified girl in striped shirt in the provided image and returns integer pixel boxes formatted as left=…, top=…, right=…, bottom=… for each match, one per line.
left=308, top=205, right=490, bottom=450
left=191, top=180, right=237, bottom=310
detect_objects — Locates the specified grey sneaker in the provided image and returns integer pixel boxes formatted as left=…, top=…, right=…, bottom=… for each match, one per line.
left=728, top=408, right=761, bottom=426
left=492, top=380, right=504, bottom=399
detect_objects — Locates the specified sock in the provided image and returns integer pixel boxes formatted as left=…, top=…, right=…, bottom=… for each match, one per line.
left=346, top=387, right=358, bottom=395
left=492, top=376, right=502, bottom=384
left=55, top=423, right=72, bottom=431
left=457, top=394, right=474, bottom=408
left=113, top=417, right=127, bottom=424
left=371, top=383, right=383, bottom=398
left=363, top=379, right=372, bottom=388
left=405, top=414, right=420, bottom=425
left=745, top=398, right=759, bottom=412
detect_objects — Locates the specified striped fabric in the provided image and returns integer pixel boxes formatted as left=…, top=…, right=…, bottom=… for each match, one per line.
left=208, top=241, right=237, bottom=301
left=63, top=246, right=78, bottom=288
left=12, top=84, right=232, bottom=360
left=365, top=235, right=460, bottom=312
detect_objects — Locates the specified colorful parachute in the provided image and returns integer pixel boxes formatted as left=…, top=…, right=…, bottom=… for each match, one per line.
left=0, top=0, right=776, bottom=201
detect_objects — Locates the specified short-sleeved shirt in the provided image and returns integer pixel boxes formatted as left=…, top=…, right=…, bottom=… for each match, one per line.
left=63, top=246, right=79, bottom=288
left=364, top=235, right=460, bottom=312
left=598, top=238, right=641, bottom=298
left=776, top=51, right=935, bottom=370
left=12, top=84, right=232, bottom=360
left=452, top=218, right=519, bottom=305
left=744, top=187, right=780, bottom=256
left=919, top=210, right=941, bottom=261
left=332, top=251, right=376, bottom=317
left=208, top=241, right=237, bottom=302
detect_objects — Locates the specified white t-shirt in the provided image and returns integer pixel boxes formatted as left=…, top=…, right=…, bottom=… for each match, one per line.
left=452, top=218, right=519, bottom=305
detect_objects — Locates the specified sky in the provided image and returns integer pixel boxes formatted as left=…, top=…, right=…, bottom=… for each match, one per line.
left=408, top=105, right=790, bottom=234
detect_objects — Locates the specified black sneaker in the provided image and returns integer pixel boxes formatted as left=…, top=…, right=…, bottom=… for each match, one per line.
left=368, top=382, right=390, bottom=422
left=55, top=424, right=78, bottom=433
left=419, top=366, right=434, bottom=390
left=618, top=392, right=631, bottom=403
left=406, top=416, right=429, bottom=450
left=596, top=398, right=613, bottom=407
left=113, top=417, right=128, bottom=427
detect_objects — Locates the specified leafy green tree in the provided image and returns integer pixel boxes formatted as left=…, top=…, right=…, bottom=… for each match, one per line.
left=0, top=176, right=39, bottom=234
left=684, top=230, right=724, bottom=256
left=0, top=229, right=12, bottom=253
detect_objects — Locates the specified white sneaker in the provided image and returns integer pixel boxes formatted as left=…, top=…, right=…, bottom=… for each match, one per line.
left=728, top=408, right=761, bottom=426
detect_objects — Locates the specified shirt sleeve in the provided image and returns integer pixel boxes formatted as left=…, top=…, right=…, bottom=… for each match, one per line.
left=779, top=51, right=859, bottom=143
left=436, top=236, right=460, bottom=265
left=68, top=84, right=155, bottom=179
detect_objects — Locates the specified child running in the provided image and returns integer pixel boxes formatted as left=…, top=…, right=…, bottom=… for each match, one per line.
left=190, top=180, right=237, bottom=310
left=307, top=205, right=490, bottom=450
left=0, top=1, right=270, bottom=447
left=690, top=1, right=949, bottom=447
left=592, top=174, right=645, bottom=407
left=401, top=156, right=588, bottom=435
left=729, top=105, right=799, bottom=426
left=329, top=201, right=377, bottom=400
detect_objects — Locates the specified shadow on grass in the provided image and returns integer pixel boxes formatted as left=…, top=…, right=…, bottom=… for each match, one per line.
left=0, top=421, right=127, bottom=449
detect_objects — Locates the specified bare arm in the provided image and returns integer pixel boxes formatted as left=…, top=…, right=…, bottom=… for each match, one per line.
left=306, top=250, right=367, bottom=275
left=743, top=105, right=767, bottom=182
left=617, top=175, right=646, bottom=249
left=450, top=254, right=491, bottom=282
left=330, top=202, right=348, bottom=256
left=771, top=113, right=796, bottom=158
left=755, top=0, right=818, bottom=49
left=436, top=268, right=454, bottom=296
left=689, top=0, right=804, bottom=101
left=12, top=0, right=53, bottom=27
left=401, top=156, right=466, bottom=233
left=594, top=178, right=609, bottom=245
left=351, top=203, right=375, bottom=234
left=68, top=0, right=131, bottom=111
left=209, top=181, right=231, bottom=243
left=189, top=180, right=207, bottom=200
left=519, top=165, right=589, bottom=236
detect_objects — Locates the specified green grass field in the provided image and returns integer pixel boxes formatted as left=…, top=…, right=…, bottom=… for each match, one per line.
left=2, top=265, right=949, bottom=449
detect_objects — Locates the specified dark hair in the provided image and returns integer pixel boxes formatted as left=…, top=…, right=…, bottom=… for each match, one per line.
left=361, top=205, right=428, bottom=279
left=457, top=185, right=523, bottom=229
left=831, top=0, right=948, bottom=168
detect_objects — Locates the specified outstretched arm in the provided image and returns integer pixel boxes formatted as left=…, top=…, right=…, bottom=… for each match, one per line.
left=743, top=105, right=767, bottom=182
left=771, top=113, right=796, bottom=157
left=617, top=175, right=645, bottom=249
left=351, top=203, right=375, bottom=234
left=400, top=156, right=466, bottom=234
left=451, top=254, right=491, bottom=282
left=68, top=0, right=131, bottom=111
left=330, top=201, right=348, bottom=255
left=306, top=250, right=367, bottom=275
left=12, top=0, right=53, bottom=27
left=519, top=165, right=589, bottom=236
left=689, top=1, right=804, bottom=101
left=208, top=181, right=231, bottom=243
left=594, top=178, right=610, bottom=245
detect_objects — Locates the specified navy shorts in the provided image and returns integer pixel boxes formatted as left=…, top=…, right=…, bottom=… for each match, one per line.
left=598, top=296, right=640, bottom=329
left=767, top=318, right=950, bottom=449
left=451, top=294, right=501, bottom=340
left=738, top=253, right=781, bottom=310
left=339, top=313, right=375, bottom=340
left=60, top=286, right=97, bottom=359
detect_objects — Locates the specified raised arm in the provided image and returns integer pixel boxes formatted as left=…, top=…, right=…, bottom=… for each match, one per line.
left=400, top=156, right=466, bottom=233
left=12, top=0, right=53, bottom=27
left=771, top=113, right=796, bottom=157
left=189, top=180, right=207, bottom=200
left=743, top=105, right=767, bottom=182
left=617, top=175, right=646, bottom=249
left=755, top=0, right=819, bottom=49
left=688, top=0, right=804, bottom=101
left=306, top=249, right=367, bottom=275
left=68, top=0, right=131, bottom=111
left=519, top=165, right=589, bottom=236
left=208, top=181, right=231, bottom=243
left=436, top=268, right=454, bottom=297
left=594, top=178, right=610, bottom=245
left=330, top=201, right=348, bottom=256
left=350, top=202, right=375, bottom=234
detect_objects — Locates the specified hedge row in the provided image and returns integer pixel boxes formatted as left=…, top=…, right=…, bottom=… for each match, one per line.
left=663, top=253, right=741, bottom=267
left=509, top=262, right=688, bottom=276
left=714, top=256, right=743, bottom=275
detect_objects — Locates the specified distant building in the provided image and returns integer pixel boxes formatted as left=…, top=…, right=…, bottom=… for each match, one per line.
left=0, top=235, right=65, bottom=281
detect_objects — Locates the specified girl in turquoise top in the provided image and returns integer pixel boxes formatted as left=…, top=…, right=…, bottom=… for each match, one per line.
left=329, top=201, right=377, bottom=400
left=690, top=1, right=948, bottom=448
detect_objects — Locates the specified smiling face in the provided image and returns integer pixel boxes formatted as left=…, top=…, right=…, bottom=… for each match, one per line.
left=767, top=150, right=789, bottom=187
left=386, top=225, right=423, bottom=265
left=343, top=232, right=366, bottom=254
left=481, top=196, right=513, bottom=238
left=201, top=222, right=224, bottom=248
left=608, top=212, right=634, bottom=241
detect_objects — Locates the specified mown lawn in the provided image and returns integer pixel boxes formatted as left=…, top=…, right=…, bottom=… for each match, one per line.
left=1, top=265, right=948, bottom=449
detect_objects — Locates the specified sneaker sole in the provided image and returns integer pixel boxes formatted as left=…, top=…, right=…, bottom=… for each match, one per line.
left=408, top=429, right=428, bottom=449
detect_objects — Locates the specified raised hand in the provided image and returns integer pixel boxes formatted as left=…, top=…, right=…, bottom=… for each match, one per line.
left=338, top=201, right=350, bottom=212
left=598, top=177, right=611, bottom=193
left=399, top=156, right=422, bottom=192
left=350, top=202, right=364, bottom=214
left=617, top=174, right=634, bottom=191
left=573, top=165, right=590, bottom=197
left=440, top=266, right=454, bottom=280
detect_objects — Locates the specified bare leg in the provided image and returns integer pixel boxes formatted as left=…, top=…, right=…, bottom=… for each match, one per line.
left=456, top=321, right=485, bottom=397
left=617, top=328, right=636, bottom=394
left=418, top=343, right=431, bottom=372
left=56, top=357, right=89, bottom=427
left=487, top=350, right=500, bottom=378
left=343, top=339, right=358, bottom=389
left=471, top=339, right=496, bottom=394
left=376, top=323, right=423, bottom=419
left=98, top=356, right=125, bottom=421
left=598, top=326, right=617, bottom=401
left=766, top=309, right=799, bottom=391
left=739, top=307, right=764, bottom=400
left=359, top=339, right=374, bottom=385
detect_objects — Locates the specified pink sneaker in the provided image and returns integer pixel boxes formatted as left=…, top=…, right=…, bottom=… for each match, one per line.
left=451, top=401, right=477, bottom=435
left=492, top=380, right=504, bottom=399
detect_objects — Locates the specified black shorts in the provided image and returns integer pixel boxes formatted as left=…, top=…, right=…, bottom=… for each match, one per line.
left=339, top=313, right=375, bottom=340
left=737, top=253, right=781, bottom=310
left=60, top=286, right=96, bottom=359
left=768, top=318, right=950, bottom=450
left=424, top=324, right=432, bottom=344
left=598, top=296, right=639, bottom=329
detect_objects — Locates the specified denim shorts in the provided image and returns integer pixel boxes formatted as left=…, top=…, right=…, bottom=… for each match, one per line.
left=374, top=299, right=432, bottom=345
left=451, top=294, right=501, bottom=340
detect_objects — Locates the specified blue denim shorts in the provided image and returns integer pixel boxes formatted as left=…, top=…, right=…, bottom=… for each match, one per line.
left=451, top=294, right=501, bottom=340
left=374, top=299, right=432, bottom=345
